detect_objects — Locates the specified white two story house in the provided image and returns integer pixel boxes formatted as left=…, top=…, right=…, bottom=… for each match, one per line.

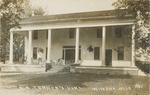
left=8, top=9, right=136, bottom=69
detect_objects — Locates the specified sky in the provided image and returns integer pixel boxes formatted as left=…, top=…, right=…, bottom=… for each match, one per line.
left=30, top=0, right=117, bottom=15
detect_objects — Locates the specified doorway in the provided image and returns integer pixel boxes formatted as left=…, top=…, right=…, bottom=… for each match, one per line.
left=63, top=46, right=81, bottom=64
left=105, top=49, right=112, bottom=66
left=65, top=49, right=75, bottom=64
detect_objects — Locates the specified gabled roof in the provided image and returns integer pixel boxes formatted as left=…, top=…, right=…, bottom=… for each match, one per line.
left=21, top=9, right=133, bottom=24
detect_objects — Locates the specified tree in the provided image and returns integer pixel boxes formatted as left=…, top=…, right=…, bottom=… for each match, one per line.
left=23, top=1, right=46, bottom=18
left=33, top=6, right=46, bottom=16
left=0, top=0, right=28, bottom=63
left=112, top=0, right=150, bottom=61
left=0, top=0, right=46, bottom=63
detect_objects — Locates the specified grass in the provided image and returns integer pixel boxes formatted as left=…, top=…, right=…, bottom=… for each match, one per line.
left=0, top=72, right=149, bottom=95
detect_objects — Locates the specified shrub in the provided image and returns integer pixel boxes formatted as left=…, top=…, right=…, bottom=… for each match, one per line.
left=135, top=61, right=150, bottom=74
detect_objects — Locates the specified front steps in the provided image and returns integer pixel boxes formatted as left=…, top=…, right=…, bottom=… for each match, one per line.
left=73, top=66, right=139, bottom=75
left=46, top=65, right=70, bottom=73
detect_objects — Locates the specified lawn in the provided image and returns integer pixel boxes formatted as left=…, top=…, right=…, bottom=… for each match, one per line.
left=0, top=72, right=149, bottom=95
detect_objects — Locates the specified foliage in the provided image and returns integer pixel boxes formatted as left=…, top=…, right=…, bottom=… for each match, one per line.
left=13, top=33, right=24, bottom=61
left=38, top=47, right=44, bottom=53
left=135, top=12, right=150, bottom=61
left=136, top=61, right=150, bottom=74
left=33, top=6, right=46, bottom=16
left=87, top=45, right=94, bottom=52
left=112, top=0, right=149, bottom=21
left=0, top=0, right=28, bottom=28
left=0, top=0, right=46, bottom=63
left=23, top=4, right=46, bottom=17
left=0, top=0, right=28, bottom=62
left=113, top=0, right=150, bottom=61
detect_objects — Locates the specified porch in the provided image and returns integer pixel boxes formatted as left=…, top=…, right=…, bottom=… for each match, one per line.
left=0, top=62, right=139, bottom=75
left=9, top=25, right=135, bottom=67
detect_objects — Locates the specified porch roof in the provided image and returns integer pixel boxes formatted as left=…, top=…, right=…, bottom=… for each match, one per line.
left=20, top=10, right=134, bottom=24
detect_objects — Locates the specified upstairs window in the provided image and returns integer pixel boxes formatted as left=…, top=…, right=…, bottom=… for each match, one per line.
left=33, top=30, right=38, bottom=39
left=115, top=28, right=122, bottom=37
left=69, top=28, right=75, bottom=39
left=46, top=30, right=48, bottom=39
left=117, top=46, right=124, bottom=60
left=97, top=28, right=102, bottom=38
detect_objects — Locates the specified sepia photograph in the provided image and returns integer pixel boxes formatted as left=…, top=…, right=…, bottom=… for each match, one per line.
left=0, top=0, right=149, bottom=95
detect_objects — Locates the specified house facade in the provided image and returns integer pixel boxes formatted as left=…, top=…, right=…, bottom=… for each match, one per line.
left=9, top=10, right=136, bottom=68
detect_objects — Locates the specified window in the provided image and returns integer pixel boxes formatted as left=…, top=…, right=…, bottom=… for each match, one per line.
left=33, top=30, right=38, bottom=39
left=62, top=49, right=64, bottom=59
left=33, top=47, right=37, bottom=59
left=118, top=47, right=124, bottom=60
left=69, top=28, right=75, bottom=38
left=94, top=47, right=100, bottom=60
left=115, top=28, right=122, bottom=37
left=46, top=47, right=47, bottom=60
left=46, top=30, right=48, bottom=39
left=79, top=49, right=81, bottom=60
left=97, top=28, right=102, bottom=38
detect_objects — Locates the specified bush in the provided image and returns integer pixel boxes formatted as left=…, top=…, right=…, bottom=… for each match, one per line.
left=135, top=61, right=150, bottom=74
left=45, top=63, right=52, bottom=72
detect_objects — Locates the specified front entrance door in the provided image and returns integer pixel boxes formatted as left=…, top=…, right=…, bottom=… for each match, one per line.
left=65, top=49, right=75, bottom=64
left=105, top=49, right=112, bottom=66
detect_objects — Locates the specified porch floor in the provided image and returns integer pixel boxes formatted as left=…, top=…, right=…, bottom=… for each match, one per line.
left=73, top=66, right=139, bottom=75
left=0, top=64, right=70, bottom=73
left=0, top=63, right=141, bottom=75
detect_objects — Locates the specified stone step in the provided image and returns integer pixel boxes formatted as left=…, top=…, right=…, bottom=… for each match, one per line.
left=46, top=65, right=70, bottom=73
left=59, top=66, right=70, bottom=72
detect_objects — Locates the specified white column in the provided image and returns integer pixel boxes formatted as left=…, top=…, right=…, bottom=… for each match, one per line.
left=9, top=31, right=13, bottom=64
left=102, top=26, right=106, bottom=66
left=27, top=30, right=32, bottom=64
left=131, top=25, right=135, bottom=67
left=75, top=28, right=80, bottom=63
left=47, top=29, right=52, bottom=63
